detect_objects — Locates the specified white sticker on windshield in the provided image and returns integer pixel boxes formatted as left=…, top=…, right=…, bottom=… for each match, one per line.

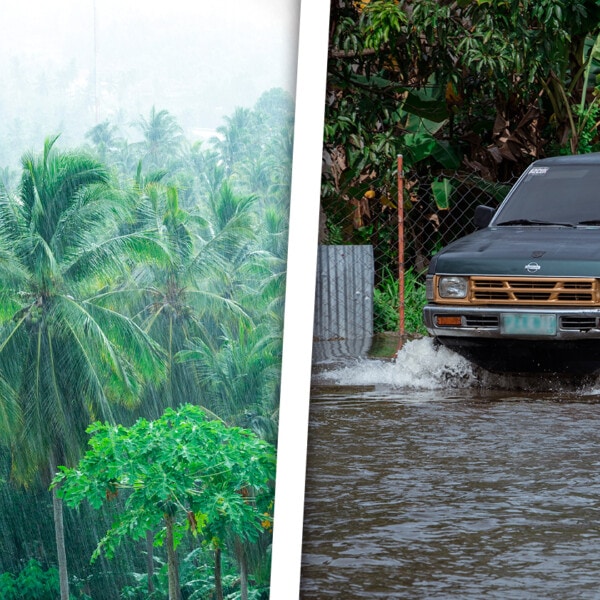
left=529, top=167, right=549, bottom=175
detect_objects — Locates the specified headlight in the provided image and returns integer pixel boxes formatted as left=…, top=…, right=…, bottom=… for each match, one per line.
left=438, top=276, right=468, bottom=299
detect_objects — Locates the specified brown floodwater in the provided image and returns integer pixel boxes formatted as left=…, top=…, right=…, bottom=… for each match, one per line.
left=301, top=338, right=600, bottom=599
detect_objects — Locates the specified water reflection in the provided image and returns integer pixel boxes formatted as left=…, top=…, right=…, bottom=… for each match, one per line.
left=301, top=338, right=600, bottom=599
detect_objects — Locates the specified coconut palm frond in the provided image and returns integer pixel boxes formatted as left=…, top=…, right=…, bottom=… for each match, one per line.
left=62, top=230, right=172, bottom=286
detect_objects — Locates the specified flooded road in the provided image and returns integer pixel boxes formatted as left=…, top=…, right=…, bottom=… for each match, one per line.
left=301, top=338, right=600, bottom=599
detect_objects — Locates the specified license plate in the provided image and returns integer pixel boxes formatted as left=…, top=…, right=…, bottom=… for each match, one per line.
left=501, top=313, right=557, bottom=336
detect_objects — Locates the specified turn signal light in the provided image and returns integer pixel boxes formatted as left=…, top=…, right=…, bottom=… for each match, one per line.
left=436, top=315, right=462, bottom=327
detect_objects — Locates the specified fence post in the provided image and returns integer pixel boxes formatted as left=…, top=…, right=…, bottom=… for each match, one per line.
left=397, top=155, right=405, bottom=350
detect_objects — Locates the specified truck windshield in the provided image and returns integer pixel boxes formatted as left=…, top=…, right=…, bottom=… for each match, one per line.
left=494, top=165, right=600, bottom=226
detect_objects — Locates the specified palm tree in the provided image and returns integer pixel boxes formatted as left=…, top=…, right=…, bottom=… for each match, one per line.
left=128, top=177, right=255, bottom=415
left=201, top=179, right=258, bottom=266
left=234, top=154, right=275, bottom=200
left=265, top=122, right=295, bottom=204
left=0, top=136, right=167, bottom=599
left=177, top=319, right=282, bottom=440
left=211, top=107, right=254, bottom=171
left=176, top=141, right=221, bottom=210
left=133, top=106, right=185, bottom=172
left=84, top=120, right=120, bottom=164
left=174, top=183, right=287, bottom=440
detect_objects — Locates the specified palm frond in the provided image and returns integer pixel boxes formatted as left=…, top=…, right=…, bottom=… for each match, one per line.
left=62, top=230, right=172, bottom=287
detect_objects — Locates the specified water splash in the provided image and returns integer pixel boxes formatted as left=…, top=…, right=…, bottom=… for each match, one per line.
left=314, top=337, right=600, bottom=395
left=315, top=338, right=478, bottom=390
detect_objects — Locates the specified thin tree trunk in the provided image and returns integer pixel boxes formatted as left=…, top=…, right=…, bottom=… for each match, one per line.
left=165, top=513, right=181, bottom=600
left=52, top=485, right=70, bottom=600
left=235, top=538, right=248, bottom=600
left=146, top=530, right=155, bottom=595
left=215, top=546, right=223, bottom=600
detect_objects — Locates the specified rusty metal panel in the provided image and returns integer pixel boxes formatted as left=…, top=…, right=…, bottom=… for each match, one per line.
left=313, top=245, right=374, bottom=342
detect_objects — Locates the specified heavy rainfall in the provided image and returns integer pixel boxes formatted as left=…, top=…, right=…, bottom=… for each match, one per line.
left=0, top=1, right=300, bottom=599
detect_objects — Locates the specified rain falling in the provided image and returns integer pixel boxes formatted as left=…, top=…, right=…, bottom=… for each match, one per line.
left=0, top=1, right=300, bottom=598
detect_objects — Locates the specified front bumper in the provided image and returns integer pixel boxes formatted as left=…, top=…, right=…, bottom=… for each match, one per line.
left=423, top=305, right=600, bottom=374
left=422, top=305, right=600, bottom=341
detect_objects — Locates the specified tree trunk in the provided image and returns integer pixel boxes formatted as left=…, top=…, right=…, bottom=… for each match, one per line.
left=215, top=546, right=223, bottom=600
left=235, top=538, right=248, bottom=600
left=165, top=513, right=181, bottom=600
left=146, top=530, right=155, bottom=595
left=52, top=485, right=70, bottom=600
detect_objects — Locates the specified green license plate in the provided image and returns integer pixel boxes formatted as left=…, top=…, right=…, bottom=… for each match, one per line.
left=501, top=313, right=557, bottom=336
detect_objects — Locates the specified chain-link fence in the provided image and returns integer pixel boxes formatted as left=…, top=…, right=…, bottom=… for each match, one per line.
left=316, top=169, right=519, bottom=339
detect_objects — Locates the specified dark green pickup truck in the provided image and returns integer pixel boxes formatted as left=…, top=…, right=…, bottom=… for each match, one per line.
left=423, top=153, right=600, bottom=375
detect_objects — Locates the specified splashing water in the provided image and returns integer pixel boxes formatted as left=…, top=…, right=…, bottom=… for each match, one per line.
left=314, top=337, right=600, bottom=395
left=315, top=337, right=476, bottom=389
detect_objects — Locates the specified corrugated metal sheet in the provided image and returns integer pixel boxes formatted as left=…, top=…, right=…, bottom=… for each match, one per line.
left=311, top=338, right=373, bottom=363
left=313, top=245, right=374, bottom=342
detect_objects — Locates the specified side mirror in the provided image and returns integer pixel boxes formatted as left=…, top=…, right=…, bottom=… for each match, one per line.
left=474, top=205, right=495, bottom=229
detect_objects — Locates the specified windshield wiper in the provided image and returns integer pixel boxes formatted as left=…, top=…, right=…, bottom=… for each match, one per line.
left=496, top=218, right=574, bottom=227
left=577, top=220, right=600, bottom=226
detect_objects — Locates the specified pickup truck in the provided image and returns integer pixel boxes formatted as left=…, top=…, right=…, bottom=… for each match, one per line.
left=422, top=153, right=600, bottom=375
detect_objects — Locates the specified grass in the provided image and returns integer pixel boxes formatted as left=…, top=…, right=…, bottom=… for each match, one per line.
left=373, top=267, right=427, bottom=335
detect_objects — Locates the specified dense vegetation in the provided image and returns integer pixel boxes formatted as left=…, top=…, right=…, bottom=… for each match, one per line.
left=0, top=87, right=294, bottom=600
left=323, top=0, right=600, bottom=333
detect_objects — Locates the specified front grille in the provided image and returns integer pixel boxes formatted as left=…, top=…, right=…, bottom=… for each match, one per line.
left=469, top=277, right=598, bottom=305
left=560, top=316, right=598, bottom=330
left=464, top=315, right=499, bottom=327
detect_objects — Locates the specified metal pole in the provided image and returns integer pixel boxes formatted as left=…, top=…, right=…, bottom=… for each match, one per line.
left=397, top=155, right=405, bottom=348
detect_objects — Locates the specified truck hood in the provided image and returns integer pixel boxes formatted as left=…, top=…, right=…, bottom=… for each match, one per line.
left=431, top=226, right=600, bottom=277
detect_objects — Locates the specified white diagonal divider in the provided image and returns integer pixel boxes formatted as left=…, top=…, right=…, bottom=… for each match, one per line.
left=270, top=0, right=331, bottom=597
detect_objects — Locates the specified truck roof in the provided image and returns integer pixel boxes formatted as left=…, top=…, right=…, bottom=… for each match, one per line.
left=534, top=152, right=600, bottom=166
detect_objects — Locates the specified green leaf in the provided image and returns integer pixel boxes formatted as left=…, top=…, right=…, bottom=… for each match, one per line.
left=402, top=91, right=449, bottom=123
left=431, top=178, right=455, bottom=210
left=403, top=133, right=437, bottom=164
left=431, top=141, right=463, bottom=169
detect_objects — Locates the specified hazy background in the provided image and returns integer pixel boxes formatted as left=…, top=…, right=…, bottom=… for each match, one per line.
left=0, top=0, right=300, bottom=167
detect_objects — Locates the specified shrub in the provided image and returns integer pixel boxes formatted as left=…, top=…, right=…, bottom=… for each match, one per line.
left=0, top=559, right=60, bottom=600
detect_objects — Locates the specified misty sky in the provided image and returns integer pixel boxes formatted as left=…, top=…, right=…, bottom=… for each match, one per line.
left=0, top=0, right=301, bottom=166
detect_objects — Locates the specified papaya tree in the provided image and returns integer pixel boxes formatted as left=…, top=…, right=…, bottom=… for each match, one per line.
left=52, top=404, right=276, bottom=600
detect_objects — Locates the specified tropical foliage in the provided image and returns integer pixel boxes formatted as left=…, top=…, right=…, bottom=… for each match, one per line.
left=0, top=88, right=294, bottom=600
left=0, top=559, right=63, bottom=600
left=325, top=0, right=600, bottom=203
